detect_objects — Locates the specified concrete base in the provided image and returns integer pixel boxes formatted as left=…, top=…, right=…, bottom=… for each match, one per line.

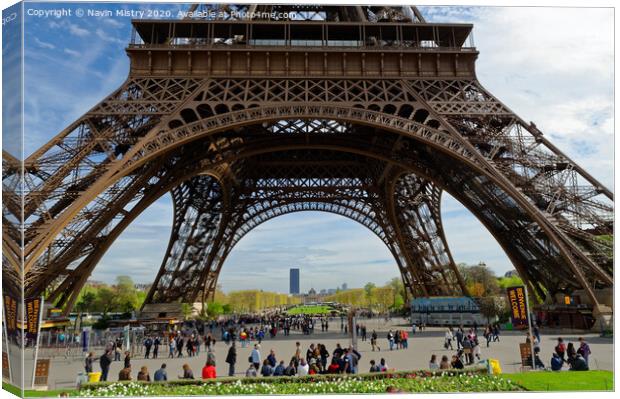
left=139, top=302, right=205, bottom=320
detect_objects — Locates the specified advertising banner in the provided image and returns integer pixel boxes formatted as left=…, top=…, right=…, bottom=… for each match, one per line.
left=506, top=286, right=529, bottom=329
left=25, top=297, right=42, bottom=339
left=2, top=295, right=18, bottom=337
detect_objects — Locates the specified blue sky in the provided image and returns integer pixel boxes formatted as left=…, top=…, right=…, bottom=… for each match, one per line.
left=14, top=2, right=614, bottom=293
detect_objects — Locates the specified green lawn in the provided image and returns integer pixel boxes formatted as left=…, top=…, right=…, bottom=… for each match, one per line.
left=286, top=305, right=335, bottom=315
left=3, top=382, right=74, bottom=397
left=501, top=370, right=613, bottom=391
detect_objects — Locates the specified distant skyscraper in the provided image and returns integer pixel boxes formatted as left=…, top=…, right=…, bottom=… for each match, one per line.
left=342, top=283, right=348, bottom=291
left=290, top=268, right=300, bottom=294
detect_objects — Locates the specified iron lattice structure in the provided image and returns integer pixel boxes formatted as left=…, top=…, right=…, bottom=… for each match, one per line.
left=2, top=4, right=613, bottom=314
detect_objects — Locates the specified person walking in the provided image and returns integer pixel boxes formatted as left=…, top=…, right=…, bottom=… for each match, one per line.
left=84, top=352, right=94, bottom=374
left=168, top=337, right=176, bottom=358
left=144, top=336, right=153, bottom=359
left=371, top=330, right=380, bottom=351
left=225, top=342, right=237, bottom=377
left=99, top=350, right=112, bottom=382
left=251, top=344, right=261, bottom=370
left=153, top=337, right=160, bottom=359
left=445, top=329, right=454, bottom=350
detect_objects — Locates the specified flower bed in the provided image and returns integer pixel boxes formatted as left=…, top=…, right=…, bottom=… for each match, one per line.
left=78, top=369, right=522, bottom=396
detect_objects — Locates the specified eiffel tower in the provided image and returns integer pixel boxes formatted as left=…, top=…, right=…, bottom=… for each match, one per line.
left=2, top=4, right=613, bottom=321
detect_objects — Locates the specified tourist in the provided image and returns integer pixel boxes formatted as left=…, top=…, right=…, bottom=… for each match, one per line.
left=484, top=325, right=492, bottom=347
left=533, top=324, right=541, bottom=343
left=455, top=328, right=464, bottom=350
left=144, top=336, right=153, bottom=359
left=319, top=344, right=329, bottom=371
left=225, top=342, right=237, bottom=377
left=251, top=344, right=261, bottom=369
left=308, top=359, right=320, bottom=375
left=451, top=355, right=464, bottom=369
left=114, top=345, right=122, bottom=362
left=99, top=350, right=112, bottom=382
left=439, top=355, right=451, bottom=370
left=124, top=351, right=131, bottom=369
left=153, top=336, right=160, bottom=359
left=492, top=324, right=500, bottom=342
left=154, top=364, right=168, bottom=381
left=84, top=352, right=94, bottom=374
left=445, top=329, right=453, bottom=350
left=240, top=330, right=248, bottom=348
left=387, top=330, right=395, bottom=351
left=345, top=347, right=361, bottom=374
left=371, top=330, right=379, bottom=351
left=273, top=360, right=286, bottom=376
left=137, top=366, right=151, bottom=382
left=461, top=337, right=473, bottom=365
left=168, top=337, right=176, bottom=358
left=566, top=342, right=576, bottom=361
left=261, top=359, right=273, bottom=377
left=369, top=359, right=381, bottom=372
left=267, top=349, right=277, bottom=368
left=568, top=353, right=589, bottom=371
left=179, top=364, right=194, bottom=379
left=202, top=360, right=217, bottom=379
left=327, top=358, right=340, bottom=374
left=284, top=359, right=297, bottom=376
left=555, top=337, right=566, bottom=362
left=577, top=337, right=592, bottom=366
left=429, top=354, right=439, bottom=370
left=245, top=362, right=258, bottom=377
left=473, top=337, right=481, bottom=361
left=298, top=358, right=309, bottom=376
left=118, top=366, right=132, bottom=381
left=401, top=330, right=409, bottom=349
left=176, top=336, right=184, bottom=358
left=379, top=358, right=388, bottom=372
left=550, top=353, right=563, bottom=371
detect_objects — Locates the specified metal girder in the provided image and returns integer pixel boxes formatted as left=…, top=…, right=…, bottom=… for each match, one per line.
left=2, top=6, right=612, bottom=315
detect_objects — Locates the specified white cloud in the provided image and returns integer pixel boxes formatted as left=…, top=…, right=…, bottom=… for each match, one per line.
left=68, top=23, right=90, bottom=37
left=63, top=48, right=81, bottom=57
left=34, top=37, right=55, bottom=49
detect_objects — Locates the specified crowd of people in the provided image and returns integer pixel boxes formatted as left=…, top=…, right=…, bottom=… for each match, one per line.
left=81, top=315, right=597, bottom=385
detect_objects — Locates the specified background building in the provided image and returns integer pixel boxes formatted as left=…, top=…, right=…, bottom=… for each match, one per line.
left=290, top=268, right=300, bottom=294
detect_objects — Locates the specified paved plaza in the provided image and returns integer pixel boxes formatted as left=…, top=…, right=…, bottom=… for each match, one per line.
left=10, top=318, right=612, bottom=390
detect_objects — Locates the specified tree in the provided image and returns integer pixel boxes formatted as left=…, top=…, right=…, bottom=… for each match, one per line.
left=207, top=302, right=224, bottom=318
left=478, top=296, right=508, bottom=323
left=75, top=292, right=96, bottom=313
left=364, top=282, right=376, bottom=310
left=181, top=303, right=193, bottom=319
left=386, top=277, right=405, bottom=306
left=458, top=262, right=499, bottom=297
left=95, top=287, right=117, bottom=315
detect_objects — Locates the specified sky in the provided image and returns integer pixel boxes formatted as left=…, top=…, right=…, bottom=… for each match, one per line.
left=11, top=2, right=614, bottom=293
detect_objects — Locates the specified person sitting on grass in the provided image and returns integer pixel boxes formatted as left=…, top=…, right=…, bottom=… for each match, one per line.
left=137, top=366, right=150, bottom=382
left=202, top=360, right=217, bottom=379
left=261, top=359, right=273, bottom=377
left=568, top=353, right=589, bottom=371
left=369, top=359, right=381, bottom=372
left=118, top=366, right=132, bottom=381
left=429, top=354, right=439, bottom=370
left=451, top=355, right=464, bottom=369
left=273, top=360, right=286, bottom=376
left=439, top=355, right=451, bottom=370
left=180, top=363, right=194, bottom=379
left=550, top=353, right=563, bottom=371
